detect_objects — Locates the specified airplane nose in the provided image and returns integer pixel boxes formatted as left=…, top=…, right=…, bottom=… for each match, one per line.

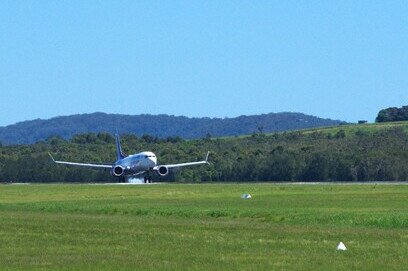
left=148, top=157, right=157, bottom=166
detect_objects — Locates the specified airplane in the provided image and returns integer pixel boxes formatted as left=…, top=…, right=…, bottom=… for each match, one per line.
left=48, top=134, right=210, bottom=183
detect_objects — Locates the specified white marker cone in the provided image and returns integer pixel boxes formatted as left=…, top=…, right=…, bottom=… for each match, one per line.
left=336, top=242, right=347, bottom=251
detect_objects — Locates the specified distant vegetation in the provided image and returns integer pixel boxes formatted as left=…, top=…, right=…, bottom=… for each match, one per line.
left=376, top=105, right=408, bottom=122
left=0, top=112, right=345, bottom=145
left=1, top=121, right=408, bottom=183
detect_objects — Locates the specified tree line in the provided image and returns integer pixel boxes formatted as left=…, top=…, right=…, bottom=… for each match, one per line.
left=0, top=127, right=408, bottom=183
left=376, top=105, right=408, bottom=122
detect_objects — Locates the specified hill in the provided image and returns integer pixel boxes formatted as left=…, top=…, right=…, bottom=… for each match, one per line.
left=1, top=121, right=407, bottom=183
left=0, top=112, right=345, bottom=145
left=292, top=121, right=408, bottom=137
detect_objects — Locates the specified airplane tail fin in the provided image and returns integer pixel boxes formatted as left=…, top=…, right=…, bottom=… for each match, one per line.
left=115, top=133, right=125, bottom=161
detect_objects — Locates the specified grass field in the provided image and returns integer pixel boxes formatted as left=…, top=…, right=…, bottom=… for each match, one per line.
left=299, top=121, right=408, bottom=136
left=225, top=121, right=408, bottom=140
left=0, top=183, right=407, bottom=270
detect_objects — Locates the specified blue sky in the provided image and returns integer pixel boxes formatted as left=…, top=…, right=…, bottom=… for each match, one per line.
left=0, top=1, right=407, bottom=126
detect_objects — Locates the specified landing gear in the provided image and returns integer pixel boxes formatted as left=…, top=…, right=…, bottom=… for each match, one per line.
left=144, top=176, right=152, bottom=183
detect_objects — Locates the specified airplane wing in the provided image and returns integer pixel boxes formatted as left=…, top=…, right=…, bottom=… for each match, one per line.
left=155, top=151, right=210, bottom=169
left=48, top=153, right=113, bottom=169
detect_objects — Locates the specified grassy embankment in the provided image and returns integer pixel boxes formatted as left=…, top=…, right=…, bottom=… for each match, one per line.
left=222, top=121, right=408, bottom=140
left=0, top=184, right=407, bottom=270
left=299, top=121, right=408, bottom=137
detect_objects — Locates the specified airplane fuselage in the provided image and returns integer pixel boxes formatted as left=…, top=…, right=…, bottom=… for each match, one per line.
left=112, top=151, right=158, bottom=176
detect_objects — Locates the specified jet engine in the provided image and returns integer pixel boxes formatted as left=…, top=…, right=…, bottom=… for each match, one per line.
left=155, top=165, right=169, bottom=176
left=112, top=165, right=125, bottom=177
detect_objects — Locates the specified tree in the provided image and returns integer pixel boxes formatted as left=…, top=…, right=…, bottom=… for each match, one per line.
left=301, top=153, right=329, bottom=182
left=335, top=130, right=346, bottom=139
left=376, top=106, right=408, bottom=122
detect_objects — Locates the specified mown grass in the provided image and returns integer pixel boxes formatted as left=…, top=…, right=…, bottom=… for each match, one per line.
left=0, top=184, right=407, bottom=270
left=222, top=121, right=408, bottom=140
left=300, top=121, right=408, bottom=137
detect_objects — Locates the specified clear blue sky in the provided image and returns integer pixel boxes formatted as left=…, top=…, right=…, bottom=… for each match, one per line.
left=1, top=1, right=407, bottom=126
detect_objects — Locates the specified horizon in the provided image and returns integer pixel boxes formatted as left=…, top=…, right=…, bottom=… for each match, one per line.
left=1, top=1, right=407, bottom=126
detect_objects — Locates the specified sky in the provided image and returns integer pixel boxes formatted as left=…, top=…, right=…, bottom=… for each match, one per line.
left=0, top=1, right=407, bottom=126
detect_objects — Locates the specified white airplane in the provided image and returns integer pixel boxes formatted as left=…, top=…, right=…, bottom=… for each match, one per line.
left=49, top=134, right=210, bottom=183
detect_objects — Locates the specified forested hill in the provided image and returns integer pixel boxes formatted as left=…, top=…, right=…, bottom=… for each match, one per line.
left=1, top=121, right=408, bottom=183
left=0, top=112, right=345, bottom=145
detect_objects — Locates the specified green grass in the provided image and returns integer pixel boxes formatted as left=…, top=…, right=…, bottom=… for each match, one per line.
left=299, top=121, right=408, bottom=137
left=0, top=184, right=407, bottom=270
left=219, top=121, right=408, bottom=140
